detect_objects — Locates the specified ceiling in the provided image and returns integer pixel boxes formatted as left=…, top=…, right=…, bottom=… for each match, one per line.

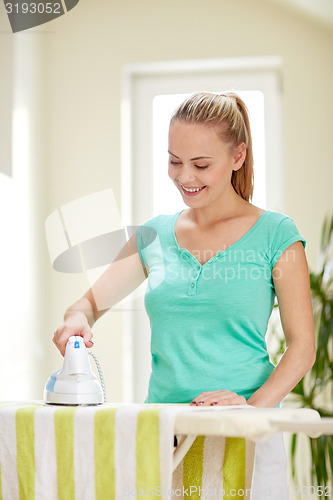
left=269, top=0, right=333, bottom=28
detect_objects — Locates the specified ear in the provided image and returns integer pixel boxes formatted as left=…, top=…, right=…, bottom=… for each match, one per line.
left=232, top=143, right=247, bottom=171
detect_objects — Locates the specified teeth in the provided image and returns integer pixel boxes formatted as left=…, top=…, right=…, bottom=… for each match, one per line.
left=181, top=184, right=205, bottom=193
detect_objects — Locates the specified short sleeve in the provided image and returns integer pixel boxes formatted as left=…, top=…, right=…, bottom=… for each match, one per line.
left=136, top=223, right=158, bottom=268
left=270, top=217, right=306, bottom=268
left=136, top=224, right=148, bottom=267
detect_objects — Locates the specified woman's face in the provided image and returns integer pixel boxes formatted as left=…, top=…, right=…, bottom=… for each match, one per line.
left=168, top=120, right=243, bottom=208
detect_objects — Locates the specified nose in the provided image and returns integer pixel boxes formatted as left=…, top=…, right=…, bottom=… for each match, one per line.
left=175, top=164, right=197, bottom=184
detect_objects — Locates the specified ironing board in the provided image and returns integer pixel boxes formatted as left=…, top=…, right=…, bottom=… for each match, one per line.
left=172, top=406, right=327, bottom=470
left=0, top=402, right=330, bottom=500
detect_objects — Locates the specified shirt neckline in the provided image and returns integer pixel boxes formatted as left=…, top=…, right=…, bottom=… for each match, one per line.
left=171, top=209, right=270, bottom=267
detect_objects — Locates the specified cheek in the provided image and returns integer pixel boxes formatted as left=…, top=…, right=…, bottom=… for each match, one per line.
left=168, top=165, right=176, bottom=180
left=211, top=167, right=232, bottom=185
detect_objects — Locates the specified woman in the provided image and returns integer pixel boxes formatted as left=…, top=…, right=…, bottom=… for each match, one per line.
left=53, top=92, right=315, bottom=498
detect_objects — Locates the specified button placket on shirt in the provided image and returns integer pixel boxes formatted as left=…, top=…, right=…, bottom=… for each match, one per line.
left=187, top=260, right=202, bottom=296
left=189, top=252, right=226, bottom=294
left=180, top=250, right=223, bottom=295
left=178, top=247, right=229, bottom=295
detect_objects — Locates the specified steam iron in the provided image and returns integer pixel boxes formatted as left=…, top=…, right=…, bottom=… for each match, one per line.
left=44, top=336, right=105, bottom=405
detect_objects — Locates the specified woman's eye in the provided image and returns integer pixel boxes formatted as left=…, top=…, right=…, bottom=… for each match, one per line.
left=168, top=160, right=208, bottom=169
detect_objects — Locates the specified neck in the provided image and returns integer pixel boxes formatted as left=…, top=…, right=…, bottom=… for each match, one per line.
left=188, top=187, right=249, bottom=228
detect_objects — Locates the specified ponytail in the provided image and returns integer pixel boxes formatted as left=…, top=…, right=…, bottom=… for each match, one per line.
left=230, top=95, right=254, bottom=201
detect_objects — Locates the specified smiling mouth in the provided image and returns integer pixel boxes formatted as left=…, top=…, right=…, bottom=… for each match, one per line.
left=179, top=182, right=207, bottom=195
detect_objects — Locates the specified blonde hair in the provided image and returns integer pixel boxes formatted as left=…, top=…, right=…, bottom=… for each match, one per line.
left=170, top=92, right=254, bottom=201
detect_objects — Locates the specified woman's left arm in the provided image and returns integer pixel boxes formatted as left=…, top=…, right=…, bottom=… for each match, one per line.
left=247, top=240, right=316, bottom=407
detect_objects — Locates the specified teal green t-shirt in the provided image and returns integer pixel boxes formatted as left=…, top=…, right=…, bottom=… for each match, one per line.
left=137, top=210, right=306, bottom=404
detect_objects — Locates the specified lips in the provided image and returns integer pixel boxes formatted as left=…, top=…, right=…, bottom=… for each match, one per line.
left=179, top=182, right=207, bottom=196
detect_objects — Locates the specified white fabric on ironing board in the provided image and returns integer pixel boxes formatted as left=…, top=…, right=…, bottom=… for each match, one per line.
left=252, top=433, right=289, bottom=500
left=173, top=406, right=321, bottom=438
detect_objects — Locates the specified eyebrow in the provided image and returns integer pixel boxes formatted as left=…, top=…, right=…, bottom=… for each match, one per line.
left=168, top=151, right=213, bottom=161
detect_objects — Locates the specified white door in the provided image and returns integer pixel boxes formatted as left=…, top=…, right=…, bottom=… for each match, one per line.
left=122, top=57, right=283, bottom=402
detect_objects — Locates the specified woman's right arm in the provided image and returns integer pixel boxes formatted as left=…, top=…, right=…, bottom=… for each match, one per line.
left=53, top=231, right=149, bottom=356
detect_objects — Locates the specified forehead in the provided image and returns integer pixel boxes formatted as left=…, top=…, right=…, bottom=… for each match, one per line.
left=168, top=120, right=228, bottom=153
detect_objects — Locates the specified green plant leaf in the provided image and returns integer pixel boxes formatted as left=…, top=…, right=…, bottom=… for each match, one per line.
left=290, top=433, right=297, bottom=479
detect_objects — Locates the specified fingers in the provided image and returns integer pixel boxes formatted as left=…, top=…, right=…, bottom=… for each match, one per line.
left=53, top=327, right=93, bottom=357
left=53, top=317, right=94, bottom=357
left=190, top=391, right=247, bottom=407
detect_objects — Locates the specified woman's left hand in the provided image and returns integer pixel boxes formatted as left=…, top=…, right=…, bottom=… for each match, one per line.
left=190, top=390, right=247, bottom=406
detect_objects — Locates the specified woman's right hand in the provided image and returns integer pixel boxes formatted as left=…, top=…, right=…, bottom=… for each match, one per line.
left=53, top=311, right=94, bottom=356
